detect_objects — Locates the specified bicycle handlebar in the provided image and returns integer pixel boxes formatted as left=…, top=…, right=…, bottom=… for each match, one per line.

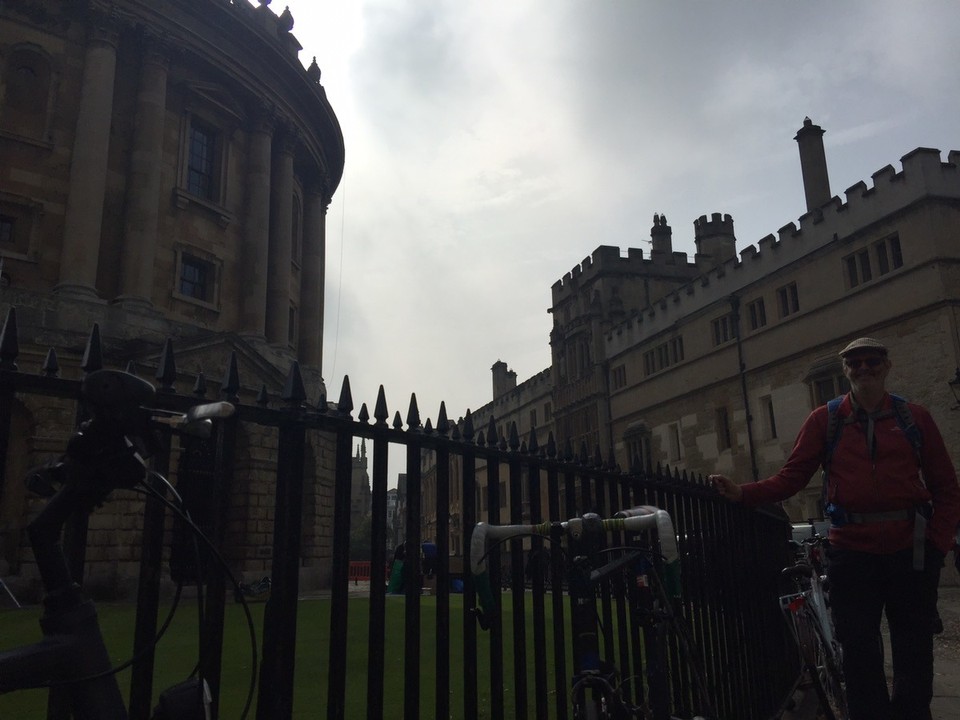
left=469, top=506, right=681, bottom=629
left=0, top=370, right=235, bottom=715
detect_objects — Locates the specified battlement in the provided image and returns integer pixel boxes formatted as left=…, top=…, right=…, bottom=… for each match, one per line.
left=694, top=212, right=734, bottom=239
left=551, top=244, right=696, bottom=302
left=468, top=366, right=553, bottom=426
left=604, top=147, right=960, bottom=355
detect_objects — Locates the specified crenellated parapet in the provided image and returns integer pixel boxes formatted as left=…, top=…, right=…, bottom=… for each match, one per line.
left=466, top=366, right=553, bottom=431
left=551, top=244, right=698, bottom=306
left=604, top=147, right=960, bottom=356
left=694, top=212, right=734, bottom=239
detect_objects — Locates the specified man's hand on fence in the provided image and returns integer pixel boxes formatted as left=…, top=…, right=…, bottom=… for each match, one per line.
left=708, top=474, right=743, bottom=502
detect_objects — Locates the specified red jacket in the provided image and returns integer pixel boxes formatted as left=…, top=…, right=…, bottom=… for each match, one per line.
left=741, top=393, right=960, bottom=555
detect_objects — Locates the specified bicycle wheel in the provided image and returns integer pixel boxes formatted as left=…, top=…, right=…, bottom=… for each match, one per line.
left=798, top=612, right=847, bottom=720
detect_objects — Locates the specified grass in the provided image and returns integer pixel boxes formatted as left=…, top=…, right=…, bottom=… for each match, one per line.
left=0, top=593, right=580, bottom=720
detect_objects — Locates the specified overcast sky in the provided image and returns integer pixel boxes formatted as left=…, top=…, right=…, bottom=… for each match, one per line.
left=281, top=1, right=960, bottom=455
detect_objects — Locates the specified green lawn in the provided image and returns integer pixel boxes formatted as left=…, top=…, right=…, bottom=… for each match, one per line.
left=0, top=593, right=581, bottom=719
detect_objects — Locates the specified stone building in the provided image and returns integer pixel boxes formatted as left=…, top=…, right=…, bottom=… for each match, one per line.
left=604, top=129, right=960, bottom=522
left=0, top=0, right=344, bottom=594
left=446, top=120, right=960, bottom=534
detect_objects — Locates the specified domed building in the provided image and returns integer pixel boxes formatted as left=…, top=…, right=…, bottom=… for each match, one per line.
left=0, top=0, right=345, bottom=594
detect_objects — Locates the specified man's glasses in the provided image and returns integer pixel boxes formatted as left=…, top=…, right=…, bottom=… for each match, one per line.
left=844, top=356, right=885, bottom=369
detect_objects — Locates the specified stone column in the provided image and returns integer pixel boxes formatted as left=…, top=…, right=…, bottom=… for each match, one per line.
left=240, top=111, right=273, bottom=337
left=265, top=125, right=296, bottom=346
left=116, top=37, right=169, bottom=308
left=57, top=19, right=119, bottom=298
left=298, top=182, right=327, bottom=367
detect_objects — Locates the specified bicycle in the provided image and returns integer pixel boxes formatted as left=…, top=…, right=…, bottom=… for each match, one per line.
left=772, top=535, right=847, bottom=720
left=470, top=505, right=714, bottom=720
left=0, top=369, right=254, bottom=719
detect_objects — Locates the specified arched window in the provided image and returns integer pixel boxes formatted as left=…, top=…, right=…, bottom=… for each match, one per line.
left=1, top=46, right=52, bottom=140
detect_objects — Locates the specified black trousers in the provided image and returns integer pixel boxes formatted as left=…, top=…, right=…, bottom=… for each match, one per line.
left=826, top=544, right=943, bottom=720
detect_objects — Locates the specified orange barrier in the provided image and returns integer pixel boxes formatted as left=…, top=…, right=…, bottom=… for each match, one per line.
left=348, top=561, right=371, bottom=582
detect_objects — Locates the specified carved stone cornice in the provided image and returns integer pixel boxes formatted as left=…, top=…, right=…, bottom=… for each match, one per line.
left=301, top=169, right=332, bottom=210
left=138, top=29, right=173, bottom=70
left=9, top=0, right=72, bottom=32
left=246, top=101, right=278, bottom=135
left=274, top=122, right=301, bottom=156
left=85, top=7, right=123, bottom=49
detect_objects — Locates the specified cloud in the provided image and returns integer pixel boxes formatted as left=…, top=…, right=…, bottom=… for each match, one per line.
left=284, top=0, right=960, bottom=467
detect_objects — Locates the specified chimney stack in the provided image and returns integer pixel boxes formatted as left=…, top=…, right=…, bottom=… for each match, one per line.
left=492, top=360, right=517, bottom=400
left=650, top=213, right=673, bottom=261
left=795, top=117, right=831, bottom=211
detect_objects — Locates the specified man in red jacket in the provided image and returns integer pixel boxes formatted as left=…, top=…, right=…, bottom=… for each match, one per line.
left=710, top=337, right=960, bottom=720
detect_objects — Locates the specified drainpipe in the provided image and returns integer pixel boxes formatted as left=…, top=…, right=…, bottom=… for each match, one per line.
left=730, top=295, right=759, bottom=481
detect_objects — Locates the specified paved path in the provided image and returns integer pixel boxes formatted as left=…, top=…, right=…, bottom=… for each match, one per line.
left=928, top=584, right=960, bottom=720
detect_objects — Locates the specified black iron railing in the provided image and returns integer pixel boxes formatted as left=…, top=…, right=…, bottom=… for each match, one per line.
left=0, top=307, right=795, bottom=719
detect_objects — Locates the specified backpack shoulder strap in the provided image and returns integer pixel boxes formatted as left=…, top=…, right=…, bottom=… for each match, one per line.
left=889, top=393, right=923, bottom=458
left=821, top=395, right=848, bottom=511
left=823, top=395, right=846, bottom=467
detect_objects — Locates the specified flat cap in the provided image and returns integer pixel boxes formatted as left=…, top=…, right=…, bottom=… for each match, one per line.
left=838, top=337, right=888, bottom=357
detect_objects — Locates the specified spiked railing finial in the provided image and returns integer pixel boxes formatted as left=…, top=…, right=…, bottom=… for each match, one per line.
left=156, top=339, right=177, bottom=394
left=436, top=402, right=449, bottom=436
left=41, top=348, right=60, bottom=378
left=406, top=393, right=421, bottom=430
left=508, top=422, right=520, bottom=451
left=281, top=361, right=307, bottom=406
left=374, top=385, right=388, bottom=427
left=193, top=370, right=207, bottom=398
left=337, top=376, right=354, bottom=416
left=221, top=352, right=241, bottom=402
left=81, top=323, right=103, bottom=374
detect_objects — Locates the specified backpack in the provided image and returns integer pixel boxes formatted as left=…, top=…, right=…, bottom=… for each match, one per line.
left=820, top=393, right=923, bottom=514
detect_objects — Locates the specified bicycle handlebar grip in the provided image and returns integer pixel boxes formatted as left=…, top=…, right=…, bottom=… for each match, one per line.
left=614, top=506, right=683, bottom=599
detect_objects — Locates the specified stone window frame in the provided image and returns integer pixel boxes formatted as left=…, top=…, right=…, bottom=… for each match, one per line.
left=611, top=363, right=627, bottom=390
left=623, top=421, right=652, bottom=473
left=0, top=191, right=44, bottom=264
left=172, top=244, right=222, bottom=312
left=642, top=335, right=684, bottom=377
left=172, top=84, right=242, bottom=228
left=804, top=356, right=850, bottom=407
left=747, top=297, right=767, bottom=331
left=0, top=43, right=56, bottom=146
left=873, top=233, right=903, bottom=277
left=843, top=234, right=904, bottom=291
left=842, top=248, right=873, bottom=289
left=776, top=281, right=800, bottom=318
left=711, top=313, right=736, bottom=346
left=287, top=302, right=298, bottom=348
